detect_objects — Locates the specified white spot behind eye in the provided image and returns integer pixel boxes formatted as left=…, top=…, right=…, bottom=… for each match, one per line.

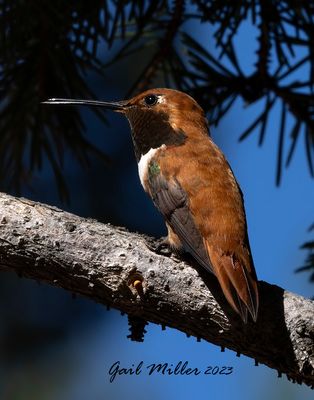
left=157, top=96, right=166, bottom=104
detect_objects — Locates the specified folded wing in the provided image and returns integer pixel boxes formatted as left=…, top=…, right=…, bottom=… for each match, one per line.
left=148, top=171, right=259, bottom=322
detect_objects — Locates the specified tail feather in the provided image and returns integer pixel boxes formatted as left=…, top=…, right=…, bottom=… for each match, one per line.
left=207, top=247, right=259, bottom=322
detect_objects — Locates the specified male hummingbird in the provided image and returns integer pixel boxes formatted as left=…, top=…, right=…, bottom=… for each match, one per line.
left=43, top=88, right=259, bottom=322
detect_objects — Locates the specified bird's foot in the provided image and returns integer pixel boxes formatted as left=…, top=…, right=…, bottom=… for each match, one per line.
left=145, top=236, right=173, bottom=257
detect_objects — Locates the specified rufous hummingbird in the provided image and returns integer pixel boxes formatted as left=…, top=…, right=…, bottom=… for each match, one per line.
left=43, top=88, right=259, bottom=322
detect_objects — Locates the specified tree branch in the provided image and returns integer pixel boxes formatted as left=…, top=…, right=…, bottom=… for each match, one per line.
left=0, top=192, right=313, bottom=387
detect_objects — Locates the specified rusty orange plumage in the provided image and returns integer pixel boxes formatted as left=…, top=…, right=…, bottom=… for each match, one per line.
left=43, top=88, right=259, bottom=322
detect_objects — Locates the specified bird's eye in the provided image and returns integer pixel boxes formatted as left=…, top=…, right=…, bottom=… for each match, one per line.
left=144, top=94, right=158, bottom=106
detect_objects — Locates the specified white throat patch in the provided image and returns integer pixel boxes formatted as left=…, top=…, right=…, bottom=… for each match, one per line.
left=138, top=145, right=165, bottom=189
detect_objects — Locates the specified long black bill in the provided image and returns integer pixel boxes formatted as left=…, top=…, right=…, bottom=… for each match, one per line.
left=42, top=98, right=126, bottom=111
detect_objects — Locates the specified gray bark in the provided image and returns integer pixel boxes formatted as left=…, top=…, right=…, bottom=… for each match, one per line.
left=0, top=192, right=313, bottom=387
